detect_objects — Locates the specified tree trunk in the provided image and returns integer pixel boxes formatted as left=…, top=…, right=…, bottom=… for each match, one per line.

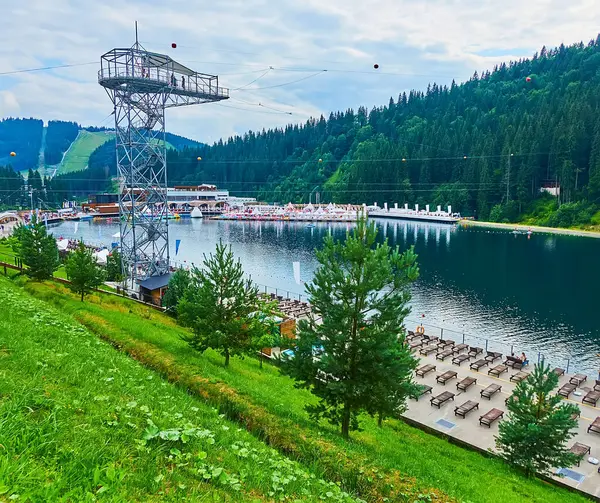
left=377, top=410, right=383, bottom=428
left=81, top=290, right=84, bottom=302
left=341, top=402, right=351, bottom=439
left=259, top=356, right=263, bottom=369
left=224, top=349, right=230, bottom=367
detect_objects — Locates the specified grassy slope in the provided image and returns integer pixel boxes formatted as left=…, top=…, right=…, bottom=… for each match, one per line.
left=57, top=131, right=175, bottom=175
left=0, top=276, right=363, bottom=502
left=19, top=279, right=590, bottom=503
left=57, top=131, right=113, bottom=174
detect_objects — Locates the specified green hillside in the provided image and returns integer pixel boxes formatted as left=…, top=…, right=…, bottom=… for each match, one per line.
left=0, top=275, right=364, bottom=502
left=55, top=130, right=112, bottom=174
left=157, top=36, right=600, bottom=228
left=9, top=276, right=588, bottom=503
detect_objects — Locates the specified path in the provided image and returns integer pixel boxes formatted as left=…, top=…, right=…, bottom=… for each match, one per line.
left=461, top=219, right=600, bottom=239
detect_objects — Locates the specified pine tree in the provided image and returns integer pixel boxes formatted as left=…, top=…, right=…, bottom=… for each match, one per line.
left=162, top=268, right=191, bottom=316
left=283, top=218, right=419, bottom=438
left=65, top=241, right=106, bottom=301
left=178, top=241, right=275, bottom=366
left=496, top=362, right=580, bottom=477
left=12, top=215, right=59, bottom=280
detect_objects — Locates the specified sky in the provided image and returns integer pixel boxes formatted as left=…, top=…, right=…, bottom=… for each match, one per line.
left=1, top=0, right=600, bottom=144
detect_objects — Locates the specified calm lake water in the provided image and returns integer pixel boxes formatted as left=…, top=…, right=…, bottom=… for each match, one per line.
left=49, top=217, right=600, bottom=375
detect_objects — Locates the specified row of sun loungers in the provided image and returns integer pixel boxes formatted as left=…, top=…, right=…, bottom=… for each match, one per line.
left=428, top=390, right=503, bottom=426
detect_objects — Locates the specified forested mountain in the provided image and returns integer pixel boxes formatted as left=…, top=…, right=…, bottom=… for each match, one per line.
left=159, top=36, right=600, bottom=225
left=0, top=118, right=43, bottom=172
left=44, top=121, right=80, bottom=165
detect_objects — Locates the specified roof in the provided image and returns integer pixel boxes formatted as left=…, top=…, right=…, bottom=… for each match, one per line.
left=142, top=51, right=196, bottom=76
left=139, top=273, right=172, bottom=291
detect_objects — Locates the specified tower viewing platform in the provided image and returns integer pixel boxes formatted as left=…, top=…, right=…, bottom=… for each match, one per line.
left=99, top=47, right=229, bottom=108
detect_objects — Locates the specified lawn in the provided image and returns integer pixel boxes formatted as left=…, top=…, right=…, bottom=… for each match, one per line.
left=0, top=276, right=363, bottom=502
left=19, top=279, right=591, bottom=503
left=57, top=130, right=113, bottom=174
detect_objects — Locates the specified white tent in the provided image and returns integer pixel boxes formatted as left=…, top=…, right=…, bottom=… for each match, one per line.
left=56, top=239, right=69, bottom=251
left=94, top=249, right=110, bottom=265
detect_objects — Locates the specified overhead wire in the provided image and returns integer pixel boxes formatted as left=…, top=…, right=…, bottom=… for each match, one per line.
left=0, top=62, right=96, bottom=76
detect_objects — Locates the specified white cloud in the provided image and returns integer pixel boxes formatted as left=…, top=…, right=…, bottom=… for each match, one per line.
left=1, top=0, right=599, bottom=141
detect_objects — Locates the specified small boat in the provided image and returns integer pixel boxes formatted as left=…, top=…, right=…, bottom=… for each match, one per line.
left=306, top=223, right=316, bottom=229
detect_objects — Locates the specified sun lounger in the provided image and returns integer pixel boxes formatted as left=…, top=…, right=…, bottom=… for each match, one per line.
left=470, top=359, right=488, bottom=371
left=437, top=339, right=454, bottom=349
left=436, top=348, right=454, bottom=361
left=423, top=335, right=439, bottom=343
left=485, top=351, right=502, bottom=364
left=558, top=382, right=576, bottom=398
left=436, top=370, right=458, bottom=385
left=583, top=390, right=600, bottom=406
left=456, top=376, right=477, bottom=391
left=452, top=343, right=468, bottom=354
left=412, top=384, right=433, bottom=401
left=570, top=373, right=587, bottom=386
left=409, top=340, right=424, bottom=352
left=407, top=330, right=415, bottom=337
left=504, top=356, right=523, bottom=370
left=452, top=353, right=471, bottom=366
left=479, top=408, right=504, bottom=427
left=419, top=345, right=438, bottom=356
left=588, top=417, right=600, bottom=434
left=594, top=380, right=600, bottom=392
left=480, top=383, right=502, bottom=399
left=416, top=364, right=436, bottom=377
left=570, top=442, right=591, bottom=466
left=553, top=367, right=565, bottom=377
left=510, top=371, right=529, bottom=383
left=468, top=346, right=483, bottom=358
left=488, top=364, right=508, bottom=377
left=430, top=391, right=455, bottom=408
left=455, top=400, right=479, bottom=418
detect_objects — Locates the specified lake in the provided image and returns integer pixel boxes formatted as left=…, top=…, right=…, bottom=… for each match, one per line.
left=49, top=217, right=600, bottom=375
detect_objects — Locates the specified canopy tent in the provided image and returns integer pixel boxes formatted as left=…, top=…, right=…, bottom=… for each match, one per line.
left=141, top=51, right=197, bottom=76
left=56, top=239, right=69, bottom=251
left=94, top=249, right=110, bottom=265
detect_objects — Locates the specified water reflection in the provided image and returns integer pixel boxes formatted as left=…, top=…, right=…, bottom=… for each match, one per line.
left=49, top=217, right=600, bottom=374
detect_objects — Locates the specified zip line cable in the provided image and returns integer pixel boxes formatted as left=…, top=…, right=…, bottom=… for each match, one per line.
left=236, top=70, right=327, bottom=91
left=0, top=62, right=96, bottom=76
left=230, top=67, right=273, bottom=91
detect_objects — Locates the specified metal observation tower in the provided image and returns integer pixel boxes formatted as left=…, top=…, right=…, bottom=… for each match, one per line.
left=98, top=34, right=228, bottom=288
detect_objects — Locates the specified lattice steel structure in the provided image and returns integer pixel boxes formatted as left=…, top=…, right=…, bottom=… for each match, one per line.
left=99, top=38, right=228, bottom=285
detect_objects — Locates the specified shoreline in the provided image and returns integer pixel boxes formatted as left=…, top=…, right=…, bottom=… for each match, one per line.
left=459, top=219, right=600, bottom=239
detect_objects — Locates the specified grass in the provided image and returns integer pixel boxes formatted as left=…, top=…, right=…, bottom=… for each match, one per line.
left=0, top=275, right=365, bottom=502
left=57, top=130, right=113, bottom=174
left=17, top=278, right=591, bottom=503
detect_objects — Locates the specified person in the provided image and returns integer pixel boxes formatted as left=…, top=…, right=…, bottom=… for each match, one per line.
left=520, top=352, right=529, bottom=366
left=171, top=73, right=176, bottom=87
left=181, top=75, right=185, bottom=89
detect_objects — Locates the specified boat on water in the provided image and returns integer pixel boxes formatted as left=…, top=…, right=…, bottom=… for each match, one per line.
left=369, top=203, right=459, bottom=224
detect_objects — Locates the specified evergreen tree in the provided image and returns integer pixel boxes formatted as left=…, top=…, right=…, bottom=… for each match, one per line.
left=12, top=215, right=59, bottom=280
left=284, top=218, right=419, bottom=438
left=65, top=241, right=106, bottom=301
left=106, top=249, right=123, bottom=282
left=163, top=268, right=192, bottom=316
left=178, top=241, right=274, bottom=366
left=496, top=362, right=580, bottom=477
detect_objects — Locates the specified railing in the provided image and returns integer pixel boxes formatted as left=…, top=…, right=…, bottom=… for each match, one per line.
left=98, top=67, right=229, bottom=98
left=404, top=317, right=594, bottom=378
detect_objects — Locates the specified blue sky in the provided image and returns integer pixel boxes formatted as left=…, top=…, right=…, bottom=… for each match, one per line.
left=1, top=0, right=599, bottom=143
